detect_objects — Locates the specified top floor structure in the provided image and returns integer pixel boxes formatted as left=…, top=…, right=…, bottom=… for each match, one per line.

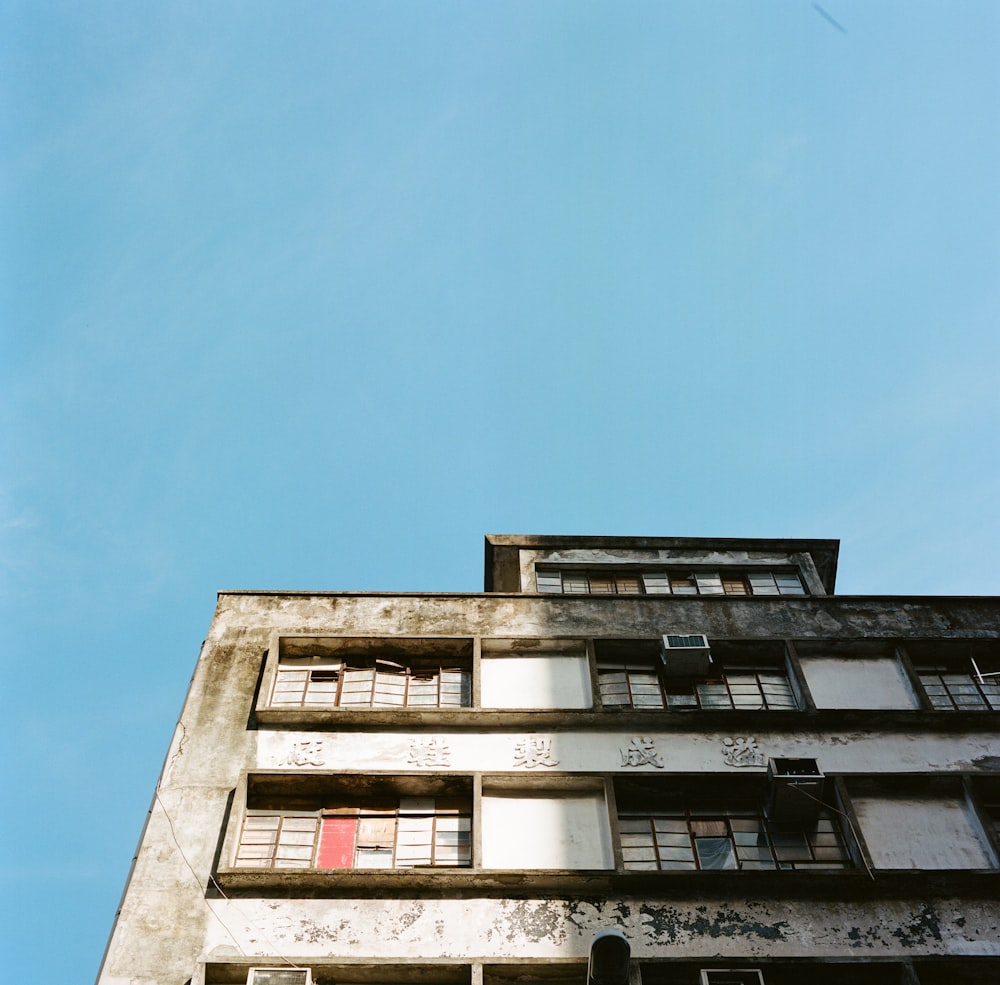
left=484, top=535, right=839, bottom=595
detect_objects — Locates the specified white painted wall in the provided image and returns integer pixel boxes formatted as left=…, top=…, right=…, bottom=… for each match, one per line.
left=481, top=788, right=613, bottom=869
left=258, top=729, right=1000, bottom=776
left=480, top=654, right=593, bottom=709
left=801, top=656, right=919, bottom=709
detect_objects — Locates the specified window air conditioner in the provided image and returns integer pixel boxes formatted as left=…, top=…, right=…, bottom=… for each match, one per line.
left=699, top=970, right=766, bottom=985
left=659, top=633, right=713, bottom=677
left=765, top=757, right=825, bottom=822
left=246, top=969, right=313, bottom=985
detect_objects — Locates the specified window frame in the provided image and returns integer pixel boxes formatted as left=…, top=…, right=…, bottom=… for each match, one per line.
left=915, top=661, right=1000, bottom=711
left=223, top=772, right=474, bottom=877
left=595, top=639, right=799, bottom=712
left=535, top=566, right=808, bottom=597
left=257, top=635, right=475, bottom=718
left=613, top=777, right=853, bottom=874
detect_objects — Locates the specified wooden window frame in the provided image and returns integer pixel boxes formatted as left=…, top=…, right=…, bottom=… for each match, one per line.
left=596, top=650, right=797, bottom=712
left=616, top=801, right=850, bottom=872
left=269, top=655, right=472, bottom=710
left=234, top=795, right=472, bottom=871
left=535, top=567, right=807, bottom=597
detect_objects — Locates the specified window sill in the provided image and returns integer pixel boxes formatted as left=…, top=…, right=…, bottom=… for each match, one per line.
left=253, top=707, right=1000, bottom=731
left=213, top=866, right=998, bottom=899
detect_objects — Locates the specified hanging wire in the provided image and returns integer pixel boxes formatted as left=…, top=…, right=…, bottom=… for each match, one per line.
left=154, top=788, right=307, bottom=972
left=789, top=784, right=876, bottom=881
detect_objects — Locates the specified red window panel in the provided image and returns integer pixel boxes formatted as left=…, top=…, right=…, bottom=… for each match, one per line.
left=317, top=816, right=357, bottom=869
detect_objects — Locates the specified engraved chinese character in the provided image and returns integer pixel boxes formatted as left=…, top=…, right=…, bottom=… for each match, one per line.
left=282, top=740, right=326, bottom=767
left=620, top=735, right=665, bottom=768
left=722, top=736, right=765, bottom=768
left=513, top=736, right=559, bottom=769
left=408, top=737, right=452, bottom=768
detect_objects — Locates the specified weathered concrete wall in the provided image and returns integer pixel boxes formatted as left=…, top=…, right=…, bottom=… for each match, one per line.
left=197, top=896, right=1000, bottom=960
left=99, top=590, right=1000, bottom=985
left=209, top=592, right=1000, bottom=642
left=516, top=548, right=830, bottom=596
left=255, top=728, right=999, bottom=776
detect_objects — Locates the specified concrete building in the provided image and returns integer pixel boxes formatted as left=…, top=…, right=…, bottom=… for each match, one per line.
left=98, top=535, right=1000, bottom=985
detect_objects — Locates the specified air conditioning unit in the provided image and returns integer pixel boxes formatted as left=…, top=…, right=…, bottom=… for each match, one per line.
left=700, top=970, right=765, bottom=985
left=765, top=757, right=825, bottom=822
left=660, top=633, right=713, bottom=677
left=246, top=969, right=313, bottom=985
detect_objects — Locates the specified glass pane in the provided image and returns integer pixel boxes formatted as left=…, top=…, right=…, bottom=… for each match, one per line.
left=776, top=573, right=806, bottom=594
left=355, top=847, right=394, bottom=868
left=696, top=573, right=724, bottom=595
left=695, top=837, right=737, bottom=869
left=748, top=573, right=779, bottom=595
left=697, top=683, right=732, bottom=709
left=536, top=570, right=562, bottom=593
left=666, top=692, right=698, bottom=709
left=642, top=573, right=671, bottom=594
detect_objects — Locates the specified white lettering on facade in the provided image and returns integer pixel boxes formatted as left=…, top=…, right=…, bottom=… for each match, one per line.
left=620, top=735, right=665, bottom=768
left=722, top=736, right=765, bottom=767
left=281, top=741, right=326, bottom=767
left=407, top=737, right=452, bottom=767
left=513, top=736, right=559, bottom=769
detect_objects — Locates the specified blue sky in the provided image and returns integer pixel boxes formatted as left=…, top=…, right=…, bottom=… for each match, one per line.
left=1, top=1, right=998, bottom=978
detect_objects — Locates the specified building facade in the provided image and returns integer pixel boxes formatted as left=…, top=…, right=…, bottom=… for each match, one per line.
left=98, top=535, right=1000, bottom=985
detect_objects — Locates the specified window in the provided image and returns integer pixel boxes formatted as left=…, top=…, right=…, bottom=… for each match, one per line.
left=596, top=640, right=797, bottom=711
left=269, top=638, right=472, bottom=708
left=616, top=792, right=849, bottom=872
left=246, top=970, right=312, bottom=985
left=235, top=812, right=319, bottom=868
left=232, top=775, right=474, bottom=871
left=236, top=795, right=471, bottom=869
left=916, top=660, right=1000, bottom=711
left=537, top=568, right=806, bottom=596
left=215, top=964, right=471, bottom=985
left=639, top=966, right=908, bottom=985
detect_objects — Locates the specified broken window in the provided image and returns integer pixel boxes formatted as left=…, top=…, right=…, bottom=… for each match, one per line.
left=235, top=796, right=471, bottom=869
left=596, top=641, right=797, bottom=711
left=916, top=657, right=1000, bottom=711
left=270, top=656, right=471, bottom=709
left=616, top=798, right=849, bottom=872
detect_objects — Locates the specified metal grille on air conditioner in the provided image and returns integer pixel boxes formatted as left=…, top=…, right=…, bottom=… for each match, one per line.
left=660, top=633, right=713, bottom=677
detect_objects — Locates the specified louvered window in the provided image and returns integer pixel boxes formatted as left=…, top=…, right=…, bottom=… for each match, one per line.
left=235, top=798, right=471, bottom=869
left=618, top=804, right=848, bottom=871
left=536, top=568, right=806, bottom=596
left=270, top=657, right=470, bottom=709
left=918, top=665, right=1000, bottom=711
left=598, top=657, right=796, bottom=711
left=235, top=813, right=319, bottom=868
